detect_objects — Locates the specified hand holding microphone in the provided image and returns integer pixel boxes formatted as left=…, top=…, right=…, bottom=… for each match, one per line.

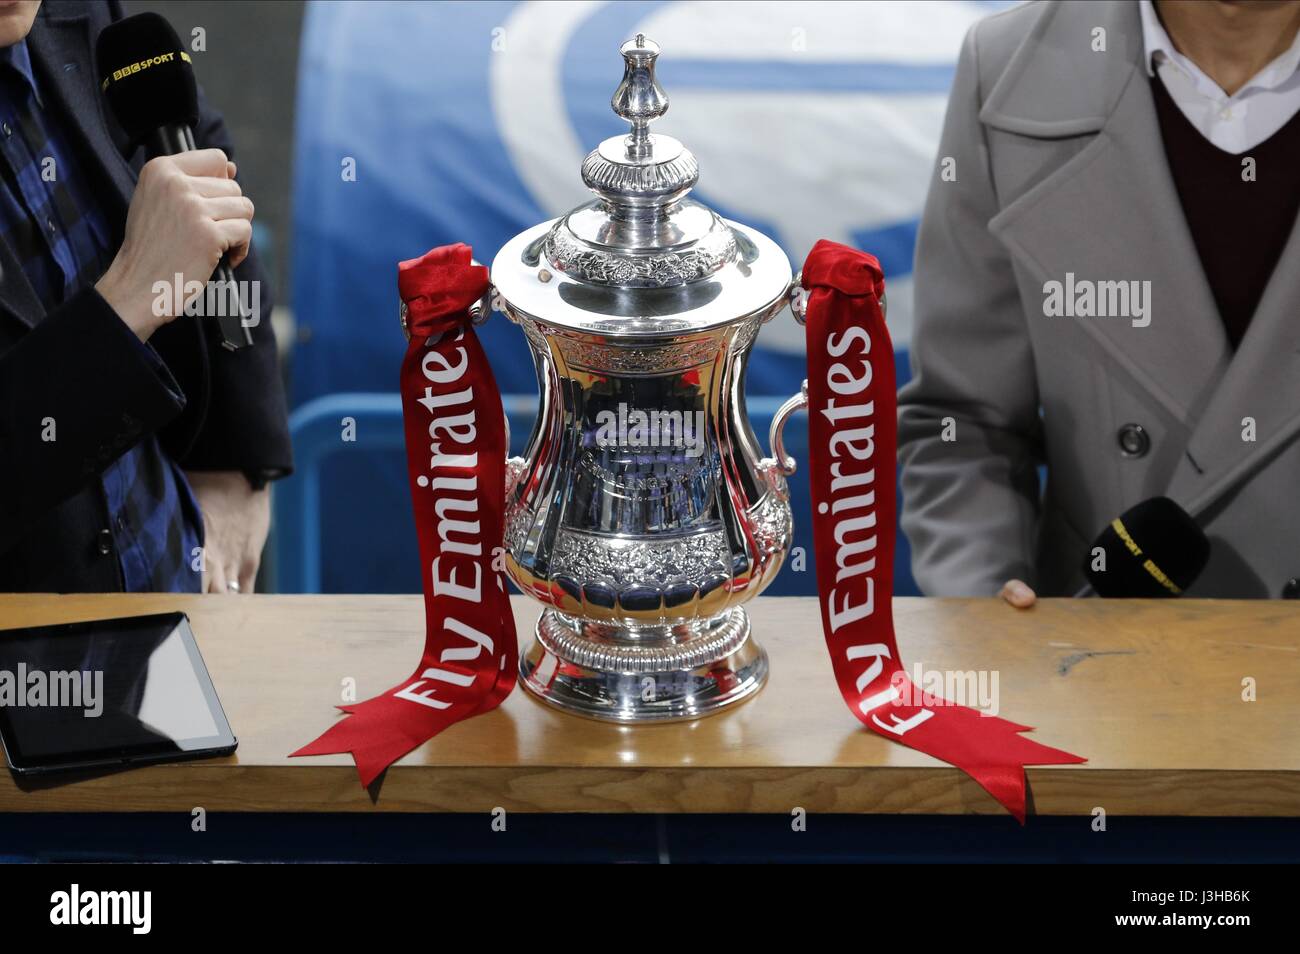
left=94, top=11, right=256, bottom=348
left=95, top=148, right=253, bottom=342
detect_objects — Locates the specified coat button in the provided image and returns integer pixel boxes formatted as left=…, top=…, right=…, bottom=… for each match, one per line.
left=1283, top=578, right=1300, bottom=599
left=1117, top=423, right=1150, bottom=458
left=96, top=528, right=113, bottom=556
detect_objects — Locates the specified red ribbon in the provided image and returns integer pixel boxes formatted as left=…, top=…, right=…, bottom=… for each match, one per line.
left=291, top=243, right=516, bottom=786
left=801, top=239, right=1084, bottom=822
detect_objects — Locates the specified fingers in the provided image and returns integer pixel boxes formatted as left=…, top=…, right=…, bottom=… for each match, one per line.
left=191, top=176, right=244, bottom=198
left=203, top=193, right=254, bottom=268
left=999, top=579, right=1037, bottom=609
left=211, top=202, right=254, bottom=268
left=169, top=148, right=232, bottom=178
left=205, top=554, right=243, bottom=594
left=214, top=217, right=253, bottom=256
left=203, top=195, right=255, bottom=221
left=200, top=517, right=221, bottom=593
left=237, top=557, right=259, bottom=595
left=207, top=558, right=229, bottom=595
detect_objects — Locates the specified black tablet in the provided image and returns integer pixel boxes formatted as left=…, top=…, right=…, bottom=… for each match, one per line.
left=0, top=612, right=236, bottom=775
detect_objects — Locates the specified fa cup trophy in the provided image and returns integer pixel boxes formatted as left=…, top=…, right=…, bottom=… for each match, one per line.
left=300, top=33, right=1079, bottom=822
left=491, top=35, right=806, bottom=721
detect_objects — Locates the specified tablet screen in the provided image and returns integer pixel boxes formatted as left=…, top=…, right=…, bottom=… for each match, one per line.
left=0, top=612, right=235, bottom=773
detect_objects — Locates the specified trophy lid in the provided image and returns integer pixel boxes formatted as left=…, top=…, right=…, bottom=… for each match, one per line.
left=491, top=35, right=792, bottom=337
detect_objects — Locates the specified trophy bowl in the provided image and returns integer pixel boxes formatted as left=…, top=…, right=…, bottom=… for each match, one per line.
left=490, top=35, right=802, bottom=722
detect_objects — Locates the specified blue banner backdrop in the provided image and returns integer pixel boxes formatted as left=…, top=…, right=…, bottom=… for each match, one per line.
left=288, top=0, right=1006, bottom=594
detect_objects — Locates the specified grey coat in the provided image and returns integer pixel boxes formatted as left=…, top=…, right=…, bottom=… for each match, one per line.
left=898, top=0, right=1300, bottom=598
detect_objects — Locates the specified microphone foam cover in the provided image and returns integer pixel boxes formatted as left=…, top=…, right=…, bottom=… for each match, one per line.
left=1084, top=496, right=1210, bottom=598
left=96, top=12, right=199, bottom=144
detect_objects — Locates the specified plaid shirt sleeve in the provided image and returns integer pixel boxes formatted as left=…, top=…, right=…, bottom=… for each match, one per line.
left=0, top=39, right=202, bottom=592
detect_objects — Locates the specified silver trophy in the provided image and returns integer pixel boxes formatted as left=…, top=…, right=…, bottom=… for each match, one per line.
left=489, top=35, right=810, bottom=722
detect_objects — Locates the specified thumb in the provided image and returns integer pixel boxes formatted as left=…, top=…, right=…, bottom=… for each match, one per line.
left=170, top=147, right=230, bottom=178
left=999, top=578, right=1037, bottom=609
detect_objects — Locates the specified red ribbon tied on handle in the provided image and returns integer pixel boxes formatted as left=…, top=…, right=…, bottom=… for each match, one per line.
left=801, top=239, right=1084, bottom=822
left=291, top=243, right=516, bottom=786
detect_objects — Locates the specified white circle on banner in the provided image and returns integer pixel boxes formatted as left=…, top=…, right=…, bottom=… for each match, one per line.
left=488, top=0, right=994, bottom=353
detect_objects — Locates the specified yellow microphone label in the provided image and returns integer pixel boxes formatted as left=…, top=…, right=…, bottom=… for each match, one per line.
left=101, top=50, right=192, bottom=90
left=1111, top=517, right=1182, bottom=595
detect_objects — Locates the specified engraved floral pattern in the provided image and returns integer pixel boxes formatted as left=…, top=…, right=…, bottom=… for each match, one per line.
left=544, top=226, right=736, bottom=288
left=555, top=335, right=721, bottom=374
left=548, top=529, right=730, bottom=587
left=750, top=492, right=793, bottom=556
left=503, top=499, right=532, bottom=554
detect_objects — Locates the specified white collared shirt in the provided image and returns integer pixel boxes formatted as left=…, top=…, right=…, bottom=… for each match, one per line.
left=1140, top=0, right=1300, bottom=153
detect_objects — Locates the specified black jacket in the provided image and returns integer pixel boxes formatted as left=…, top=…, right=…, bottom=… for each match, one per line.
left=0, top=0, right=292, bottom=592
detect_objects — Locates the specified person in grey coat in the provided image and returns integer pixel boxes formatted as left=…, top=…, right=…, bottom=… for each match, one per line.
left=899, top=0, right=1300, bottom=603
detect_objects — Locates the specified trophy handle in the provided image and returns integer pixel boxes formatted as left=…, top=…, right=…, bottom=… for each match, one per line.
left=477, top=274, right=519, bottom=474
left=477, top=269, right=528, bottom=495
left=787, top=268, right=886, bottom=324
left=762, top=267, right=886, bottom=478
left=399, top=268, right=496, bottom=340
left=763, top=380, right=808, bottom=477
left=468, top=263, right=495, bottom=326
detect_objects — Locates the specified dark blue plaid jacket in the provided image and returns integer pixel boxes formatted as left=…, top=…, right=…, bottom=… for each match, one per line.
left=0, top=1, right=292, bottom=593
left=0, top=38, right=201, bottom=592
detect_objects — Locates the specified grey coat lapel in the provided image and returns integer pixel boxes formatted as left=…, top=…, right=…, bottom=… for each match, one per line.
left=985, top=1, right=1231, bottom=430
left=985, top=1, right=1300, bottom=519
left=1167, top=214, right=1300, bottom=514
left=986, top=0, right=1300, bottom=520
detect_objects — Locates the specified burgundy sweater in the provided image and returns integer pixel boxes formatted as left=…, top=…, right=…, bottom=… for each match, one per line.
left=1151, top=73, right=1300, bottom=349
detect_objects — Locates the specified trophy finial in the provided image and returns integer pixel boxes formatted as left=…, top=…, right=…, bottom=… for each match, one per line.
left=577, top=33, right=700, bottom=227
left=612, top=34, right=668, bottom=160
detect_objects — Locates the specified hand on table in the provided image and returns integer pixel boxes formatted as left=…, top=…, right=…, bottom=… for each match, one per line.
left=187, top=470, right=270, bottom=594
left=999, top=578, right=1037, bottom=609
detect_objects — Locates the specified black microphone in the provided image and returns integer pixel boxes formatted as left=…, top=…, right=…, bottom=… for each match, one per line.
left=96, top=12, right=253, bottom=350
left=1081, top=496, right=1210, bottom=597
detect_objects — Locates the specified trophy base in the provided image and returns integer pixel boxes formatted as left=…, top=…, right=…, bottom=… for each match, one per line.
left=518, top=607, right=768, bottom=722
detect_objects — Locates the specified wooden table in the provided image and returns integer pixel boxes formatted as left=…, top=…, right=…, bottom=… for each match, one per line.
left=0, top=594, right=1296, bottom=817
